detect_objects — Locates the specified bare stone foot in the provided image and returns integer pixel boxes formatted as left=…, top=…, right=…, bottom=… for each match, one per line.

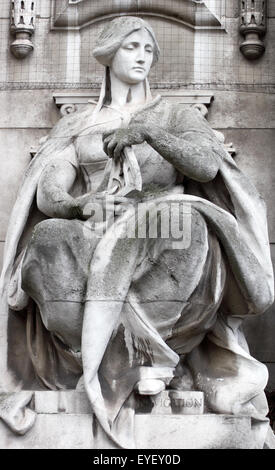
left=135, top=379, right=166, bottom=396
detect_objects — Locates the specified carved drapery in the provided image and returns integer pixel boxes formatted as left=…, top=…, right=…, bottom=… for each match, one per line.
left=29, top=92, right=235, bottom=159
left=10, top=0, right=36, bottom=59
left=51, top=91, right=235, bottom=156
left=239, top=0, right=267, bottom=60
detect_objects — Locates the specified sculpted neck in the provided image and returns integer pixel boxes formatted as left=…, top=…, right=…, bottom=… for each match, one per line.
left=109, top=69, right=149, bottom=109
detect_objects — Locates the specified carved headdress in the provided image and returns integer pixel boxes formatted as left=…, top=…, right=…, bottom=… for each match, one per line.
left=93, top=16, right=160, bottom=66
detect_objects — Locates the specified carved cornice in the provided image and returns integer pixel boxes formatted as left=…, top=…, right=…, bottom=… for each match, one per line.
left=51, top=0, right=224, bottom=31
left=53, top=90, right=215, bottom=116
left=10, top=0, right=36, bottom=59
left=239, top=0, right=267, bottom=60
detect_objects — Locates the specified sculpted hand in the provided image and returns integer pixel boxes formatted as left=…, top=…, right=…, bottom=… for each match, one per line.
left=52, top=198, right=83, bottom=220
left=75, top=193, right=105, bottom=221
left=102, top=125, right=148, bottom=160
left=75, top=193, right=133, bottom=220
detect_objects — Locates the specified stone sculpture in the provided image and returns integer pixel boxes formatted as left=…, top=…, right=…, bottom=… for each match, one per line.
left=10, top=0, right=36, bottom=59
left=0, top=16, right=274, bottom=448
left=239, top=0, right=267, bottom=60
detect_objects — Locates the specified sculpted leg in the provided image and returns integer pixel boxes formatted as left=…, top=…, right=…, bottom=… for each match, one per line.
left=21, top=218, right=97, bottom=351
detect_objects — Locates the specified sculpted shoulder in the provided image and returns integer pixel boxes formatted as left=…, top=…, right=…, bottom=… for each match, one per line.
left=48, top=102, right=97, bottom=140
left=133, top=97, right=205, bottom=132
left=132, top=96, right=172, bottom=128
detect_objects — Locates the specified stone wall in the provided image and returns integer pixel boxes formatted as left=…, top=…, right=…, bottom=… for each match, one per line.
left=0, top=0, right=274, bottom=388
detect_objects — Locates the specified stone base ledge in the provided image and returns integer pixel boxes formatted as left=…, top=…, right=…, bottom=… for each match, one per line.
left=0, top=390, right=262, bottom=449
left=135, top=414, right=254, bottom=449
left=0, top=412, right=257, bottom=449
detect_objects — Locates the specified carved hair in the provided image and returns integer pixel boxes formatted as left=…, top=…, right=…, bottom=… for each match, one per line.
left=93, top=16, right=160, bottom=67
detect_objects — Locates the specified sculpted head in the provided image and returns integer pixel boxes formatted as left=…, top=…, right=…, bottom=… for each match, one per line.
left=93, top=16, right=160, bottom=85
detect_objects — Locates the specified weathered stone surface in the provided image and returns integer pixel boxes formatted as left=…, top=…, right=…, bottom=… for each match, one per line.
left=0, top=412, right=258, bottom=449
left=0, top=2, right=11, bottom=18
left=208, top=92, right=275, bottom=129
left=34, top=391, right=92, bottom=415
left=212, top=18, right=275, bottom=86
left=0, top=390, right=260, bottom=449
left=0, top=389, right=262, bottom=449
left=135, top=414, right=256, bottom=449
left=244, top=245, right=275, bottom=369
left=0, top=414, right=95, bottom=449
left=224, top=0, right=239, bottom=18
left=38, top=2, right=52, bottom=18
left=244, top=305, right=275, bottom=364
left=219, top=129, right=275, bottom=243
left=0, top=128, right=49, bottom=240
left=0, top=90, right=59, bottom=128
left=149, top=390, right=204, bottom=415
left=1, top=6, right=274, bottom=90
left=52, top=0, right=223, bottom=30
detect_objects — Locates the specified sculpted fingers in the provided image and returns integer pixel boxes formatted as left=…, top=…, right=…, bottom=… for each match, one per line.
left=102, top=130, right=115, bottom=139
left=106, top=135, right=129, bottom=159
left=103, top=130, right=125, bottom=159
left=103, top=126, right=146, bottom=157
left=106, top=138, right=119, bottom=159
left=113, top=141, right=127, bottom=160
left=103, top=133, right=114, bottom=157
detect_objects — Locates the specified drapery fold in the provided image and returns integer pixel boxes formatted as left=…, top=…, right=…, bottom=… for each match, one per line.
left=0, top=96, right=273, bottom=448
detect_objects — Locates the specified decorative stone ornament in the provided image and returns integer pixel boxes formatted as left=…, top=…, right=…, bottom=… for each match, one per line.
left=10, top=0, right=36, bottom=59
left=240, top=0, right=267, bottom=60
left=51, top=0, right=223, bottom=30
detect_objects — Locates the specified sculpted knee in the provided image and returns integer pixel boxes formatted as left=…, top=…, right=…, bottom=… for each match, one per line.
left=31, top=219, right=65, bottom=246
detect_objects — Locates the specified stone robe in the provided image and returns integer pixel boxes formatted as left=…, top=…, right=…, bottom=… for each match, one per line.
left=0, top=96, right=273, bottom=448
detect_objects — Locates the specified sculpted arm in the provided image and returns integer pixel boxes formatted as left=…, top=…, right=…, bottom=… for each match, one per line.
left=145, top=125, right=220, bottom=183
left=103, top=109, right=221, bottom=183
left=37, top=144, right=80, bottom=219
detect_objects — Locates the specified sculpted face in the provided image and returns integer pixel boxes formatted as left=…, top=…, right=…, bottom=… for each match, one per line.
left=110, top=28, right=154, bottom=85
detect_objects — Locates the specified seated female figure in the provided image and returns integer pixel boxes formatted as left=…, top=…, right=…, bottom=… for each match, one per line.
left=2, top=17, right=273, bottom=448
